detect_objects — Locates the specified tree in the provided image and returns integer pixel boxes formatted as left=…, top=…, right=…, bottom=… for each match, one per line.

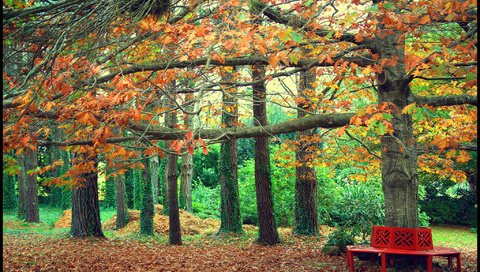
left=114, top=170, right=129, bottom=229
left=24, top=147, right=40, bottom=222
left=3, top=0, right=476, bottom=238
left=16, top=152, right=26, bottom=219
left=140, top=156, right=154, bottom=235
left=218, top=67, right=242, bottom=234
left=104, top=166, right=116, bottom=208
left=71, top=154, right=104, bottom=238
left=294, top=69, right=319, bottom=236
left=125, top=169, right=135, bottom=209
left=133, top=169, right=143, bottom=210
left=252, top=65, right=280, bottom=245
left=180, top=98, right=194, bottom=212
left=165, top=98, right=182, bottom=244
left=151, top=156, right=160, bottom=204
left=3, top=163, right=17, bottom=211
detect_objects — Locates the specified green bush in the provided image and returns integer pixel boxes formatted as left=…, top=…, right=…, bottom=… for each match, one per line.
left=325, top=168, right=385, bottom=242
left=191, top=181, right=220, bottom=219
left=420, top=175, right=477, bottom=227
left=325, top=225, right=356, bottom=252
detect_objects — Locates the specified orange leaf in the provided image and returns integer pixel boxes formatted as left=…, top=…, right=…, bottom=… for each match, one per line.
left=185, top=131, right=193, bottom=141
left=187, top=144, right=194, bottom=155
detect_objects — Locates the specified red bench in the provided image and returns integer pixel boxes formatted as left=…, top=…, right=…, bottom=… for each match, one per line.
left=346, top=226, right=461, bottom=272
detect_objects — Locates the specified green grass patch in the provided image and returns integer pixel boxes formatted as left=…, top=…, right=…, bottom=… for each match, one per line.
left=431, top=225, right=477, bottom=249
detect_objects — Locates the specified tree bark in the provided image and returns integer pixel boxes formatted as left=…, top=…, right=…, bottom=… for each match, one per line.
left=252, top=65, right=280, bottom=245
left=114, top=172, right=129, bottom=229
left=16, top=152, right=26, bottom=219
left=71, top=156, right=104, bottom=238
left=294, top=69, right=319, bottom=236
left=180, top=151, right=193, bottom=211
left=376, top=25, right=419, bottom=228
left=165, top=98, right=182, bottom=245
left=218, top=67, right=242, bottom=234
left=140, top=156, right=154, bottom=235
left=24, top=148, right=40, bottom=222
left=151, top=155, right=160, bottom=204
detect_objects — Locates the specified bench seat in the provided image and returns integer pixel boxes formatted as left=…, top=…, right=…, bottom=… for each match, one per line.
left=346, top=245, right=461, bottom=272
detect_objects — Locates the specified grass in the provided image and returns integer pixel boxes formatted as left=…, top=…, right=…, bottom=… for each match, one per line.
left=3, top=206, right=477, bottom=251
left=431, top=225, right=477, bottom=249
left=2, top=205, right=118, bottom=238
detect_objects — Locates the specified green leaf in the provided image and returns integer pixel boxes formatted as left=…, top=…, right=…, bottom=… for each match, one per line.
left=289, top=31, right=303, bottom=43
left=382, top=113, right=393, bottom=121
left=383, top=2, right=395, bottom=10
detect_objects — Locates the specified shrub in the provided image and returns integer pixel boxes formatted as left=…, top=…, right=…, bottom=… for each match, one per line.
left=191, top=181, right=220, bottom=219
left=420, top=175, right=477, bottom=227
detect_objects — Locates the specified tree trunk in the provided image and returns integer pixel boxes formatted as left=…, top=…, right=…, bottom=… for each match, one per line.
left=151, top=155, right=160, bottom=204
left=24, top=148, right=40, bottom=222
left=16, top=152, right=26, bottom=219
left=294, top=69, right=319, bottom=236
left=180, top=152, right=193, bottom=211
left=163, top=158, right=170, bottom=215
left=165, top=98, right=182, bottom=245
left=376, top=28, right=419, bottom=228
left=71, top=157, right=104, bottom=238
left=180, top=93, right=194, bottom=212
left=252, top=65, right=280, bottom=245
left=140, top=156, right=154, bottom=235
left=115, top=172, right=129, bottom=229
left=218, top=67, right=242, bottom=234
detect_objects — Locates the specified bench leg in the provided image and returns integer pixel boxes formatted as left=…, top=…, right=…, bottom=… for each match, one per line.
left=456, top=254, right=461, bottom=272
left=427, top=256, right=433, bottom=272
left=381, top=253, right=386, bottom=272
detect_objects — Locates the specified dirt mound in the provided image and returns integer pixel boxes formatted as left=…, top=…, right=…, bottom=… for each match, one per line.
left=55, top=205, right=222, bottom=235
left=54, top=210, right=72, bottom=228
left=103, top=204, right=221, bottom=235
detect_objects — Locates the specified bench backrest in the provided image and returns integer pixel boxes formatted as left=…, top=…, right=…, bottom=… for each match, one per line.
left=371, top=225, right=433, bottom=250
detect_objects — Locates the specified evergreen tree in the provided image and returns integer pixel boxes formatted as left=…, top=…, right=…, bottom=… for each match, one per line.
left=104, top=167, right=116, bottom=208
left=140, top=157, right=154, bottom=235
left=3, top=170, right=17, bottom=211
left=125, top=169, right=134, bottom=209
left=133, top=169, right=143, bottom=210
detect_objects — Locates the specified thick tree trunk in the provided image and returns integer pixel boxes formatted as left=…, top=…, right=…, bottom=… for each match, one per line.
left=165, top=98, right=182, bottom=244
left=115, top=172, right=129, bottom=229
left=71, top=157, right=104, bottom=238
left=16, top=152, right=26, bottom=219
left=252, top=65, right=280, bottom=245
left=294, top=69, right=319, bottom=236
left=151, top=156, right=160, bottom=204
left=163, top=159, right=170, bottom=215
left=218, top=67, right=242, bottom=234
left=24, top=148, right=40, bottom=222
left=140, top=157, right=154, bottom=235
left=376, top=28, right=419, bottom=228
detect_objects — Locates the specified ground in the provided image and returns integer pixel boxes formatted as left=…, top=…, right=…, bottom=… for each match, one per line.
left=3, top=207, right=477, bottom=271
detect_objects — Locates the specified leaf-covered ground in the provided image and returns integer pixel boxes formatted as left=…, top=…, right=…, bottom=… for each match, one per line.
left=3, top=208, right=477, bottom=271
left=3, top=231, right=477, bottom=272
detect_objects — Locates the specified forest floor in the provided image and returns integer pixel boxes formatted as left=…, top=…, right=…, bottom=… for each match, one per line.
left=3, top=207, right=477, bottom=272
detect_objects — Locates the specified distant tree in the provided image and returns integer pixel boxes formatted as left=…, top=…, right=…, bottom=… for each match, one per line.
left=133, top=169, right=143, bottom=210
left=125, top=169, right=134, bottom=209
left=24, top=147, right=40, bottom=222
left=16, top=152, right=26, bottom=219
left=140, top=156, right=154, bottom=235
left=3, top=166, right=17, bottom=211
left=104, top=167, right=116, bottom=208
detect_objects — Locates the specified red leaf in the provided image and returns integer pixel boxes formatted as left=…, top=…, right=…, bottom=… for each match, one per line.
left=187, top=144, right=194, bottom=155
left=185, top=131, right=193, bottom=141
left=202, top=146, right=208, bottom=155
